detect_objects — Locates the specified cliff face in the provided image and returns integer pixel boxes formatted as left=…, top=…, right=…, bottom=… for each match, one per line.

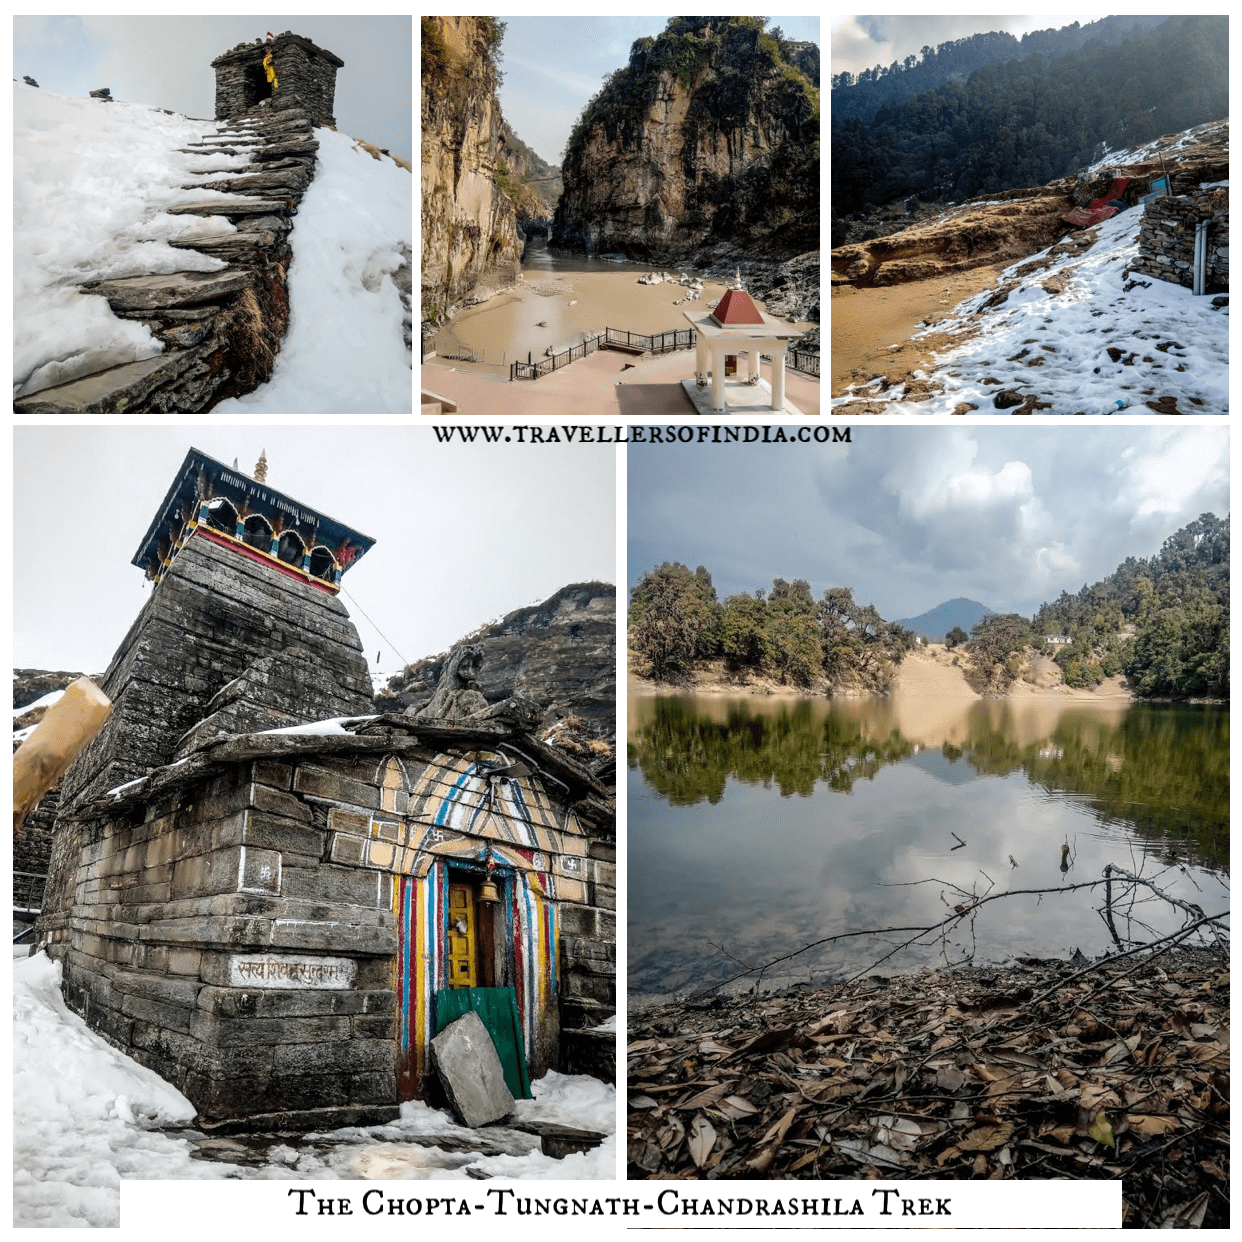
left=498, top=117, right=562, bottom=235
left=551, top=17, right=819, bottom=264
left=421, top=17, right=522, bottom=320
left=376, top=582, right=616, bottom=737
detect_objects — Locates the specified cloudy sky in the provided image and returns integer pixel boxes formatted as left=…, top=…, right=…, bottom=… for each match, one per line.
left=13, top=15, right=411, bottom=159
left=627, top=426, right=1229, bottom=622
left=831, top=13, right=1113, bottom=77
left=14, top=428, right=615, bottom=678
left=498, top=16, right=820, bottom=165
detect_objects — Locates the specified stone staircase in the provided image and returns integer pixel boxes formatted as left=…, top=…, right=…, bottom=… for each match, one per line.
left=15, top=108, right=320, bottom=413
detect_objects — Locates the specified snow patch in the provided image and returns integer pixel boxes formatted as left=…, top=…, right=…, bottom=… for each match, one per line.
left=861, top=208, right=1228, bottom=414
left=13, top=689, right=65, bottom=718
left=211, top=127, right=411, bottom=413
left=261, top=714, right=377, bottom=736
left=14, top=85, right=232, bottom=397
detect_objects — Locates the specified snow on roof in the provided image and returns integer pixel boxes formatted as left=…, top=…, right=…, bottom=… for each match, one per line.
left=261, top=715, right=378, bottom=736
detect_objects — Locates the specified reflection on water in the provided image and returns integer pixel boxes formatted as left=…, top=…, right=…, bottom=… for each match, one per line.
left=628, top=693, right=1228, bottom=999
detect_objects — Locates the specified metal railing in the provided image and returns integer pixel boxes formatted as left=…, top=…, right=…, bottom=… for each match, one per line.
left=789, top=350, right=820, bottom=377
left=509, top=326, right=696, bottom=380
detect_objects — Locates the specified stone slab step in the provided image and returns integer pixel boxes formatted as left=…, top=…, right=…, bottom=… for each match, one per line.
left=114, top=306, right=218, bottom=322
left=14, top=346, right=212, bottom=414
left=169, top=233, right=279, bottom=261
left=180, top=186, right=305, bottom=202
left=253, top=137, right=319, bottom=160
left=84, top=269, right=253, bottom=310
left=216, top=122, right=312, bottom=139
left=184, top=170, right=309, bottom=195
left=167, top=199, right=290, bottom=217
left=234, top=213, right=292, bottom=234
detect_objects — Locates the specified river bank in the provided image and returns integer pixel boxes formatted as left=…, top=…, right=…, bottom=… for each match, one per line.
left=627, top=945, right=1228, bottom=1223
left=830, top=265, right=1006, bottom=411
left=427, top=240, right=816, bottom=380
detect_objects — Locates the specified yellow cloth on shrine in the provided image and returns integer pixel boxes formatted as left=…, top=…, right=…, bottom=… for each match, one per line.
left=264, top=51, right=278, bottom=90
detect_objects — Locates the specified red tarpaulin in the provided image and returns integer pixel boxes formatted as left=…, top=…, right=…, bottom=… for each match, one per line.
left=1061, top=176, right=1130, bottom=228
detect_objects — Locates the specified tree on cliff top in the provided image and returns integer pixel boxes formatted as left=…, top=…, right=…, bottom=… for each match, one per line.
left=564, top=16, right=818, bottom=162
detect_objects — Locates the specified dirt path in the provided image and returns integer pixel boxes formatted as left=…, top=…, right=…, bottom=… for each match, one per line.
left=888, top=645, right=977, bottom=697
left=830, top=264, right=1007, bottom=406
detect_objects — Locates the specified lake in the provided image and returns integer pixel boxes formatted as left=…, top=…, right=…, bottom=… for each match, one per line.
left=627, top=693, right=1228, bottom=1003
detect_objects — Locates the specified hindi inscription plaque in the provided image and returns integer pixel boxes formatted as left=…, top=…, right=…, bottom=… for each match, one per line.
left=228, top=953, right=357, bottom=989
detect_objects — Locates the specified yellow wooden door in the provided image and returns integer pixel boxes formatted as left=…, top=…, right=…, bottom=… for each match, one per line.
left=447, top=883, right=477, bottom=988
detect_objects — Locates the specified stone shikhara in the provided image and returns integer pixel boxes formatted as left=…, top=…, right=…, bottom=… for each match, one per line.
left=31, top=450, right=616, bottom=1132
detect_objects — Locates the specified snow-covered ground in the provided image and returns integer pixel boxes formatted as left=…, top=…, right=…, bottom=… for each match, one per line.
left=13, top=81, right=412, bottom=411
left=15, top=953, right=617, bottom=1227
left=13, top=690, right=67, bottom=719
left=836, top=202, right=1228, bottom=414
left=13, top=688, right=66, bottom=744
left=14, top=84, right=238, bottom=397
left=211, top=128, right=411, bottom=413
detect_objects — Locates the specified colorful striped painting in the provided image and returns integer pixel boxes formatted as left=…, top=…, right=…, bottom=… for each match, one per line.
left=391, top=851, right=558, bottom=1099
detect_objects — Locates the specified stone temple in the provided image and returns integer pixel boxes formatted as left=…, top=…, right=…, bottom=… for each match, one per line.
left=211, top=31, right=344, bottom=128
left=33, top=449, right=615, bottom=1131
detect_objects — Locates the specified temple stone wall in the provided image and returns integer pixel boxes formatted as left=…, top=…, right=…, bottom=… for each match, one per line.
left=39, top=741, right=615, bottom=1130
left=43, top=759, right=398, bottom=1132
left=1130, top=186, right=1229, bottom=292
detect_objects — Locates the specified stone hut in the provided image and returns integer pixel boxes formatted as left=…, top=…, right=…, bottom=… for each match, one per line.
left=1130, top=185, right=1229, bottom=294
left=211, top=31, right=344, bottom=127
left=33, top=449, right=615, bottom=1131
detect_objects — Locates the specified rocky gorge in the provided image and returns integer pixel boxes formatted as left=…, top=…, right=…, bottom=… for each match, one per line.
left=550, top=18, right=820, bottom=329
left=421, top=17, right=563, bottom=326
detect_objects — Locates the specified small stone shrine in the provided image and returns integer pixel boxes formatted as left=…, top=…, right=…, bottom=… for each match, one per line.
left=34, top=449, right=615, bottom=1132
left=683, top=270, right=804, bottom=413
left=211, top=31, right=344, bottom=128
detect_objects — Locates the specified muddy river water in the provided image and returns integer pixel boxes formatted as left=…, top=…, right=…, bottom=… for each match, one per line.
left=628, top=693, right=1228, bottom=1003
left=438, top=239, right=811, bottom=379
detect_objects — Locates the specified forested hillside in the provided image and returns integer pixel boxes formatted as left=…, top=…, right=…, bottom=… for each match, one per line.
left=831, top=16, right=1169, bottom=119
left=966, top=514, right=1228, bottom=698
left=832, top=15, right=1227, bottom=215
left=628, top=564, right=915, bottom=690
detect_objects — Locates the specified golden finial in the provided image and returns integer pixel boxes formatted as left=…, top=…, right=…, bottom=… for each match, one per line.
left=254, top=449, right=268, bottom=483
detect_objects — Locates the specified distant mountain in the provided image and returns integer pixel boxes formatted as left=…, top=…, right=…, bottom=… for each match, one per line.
left=895, top=598, right=993, bottom=641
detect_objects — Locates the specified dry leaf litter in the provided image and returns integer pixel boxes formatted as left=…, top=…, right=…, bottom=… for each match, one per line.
left=627, top=949, right=1227, bottom=1228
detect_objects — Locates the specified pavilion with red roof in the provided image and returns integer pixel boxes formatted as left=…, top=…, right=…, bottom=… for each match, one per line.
left=682, top=270, right=804, bottom=413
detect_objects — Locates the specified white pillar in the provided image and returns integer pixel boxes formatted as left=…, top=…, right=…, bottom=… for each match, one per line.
left=694, top=331, right=707, bottom=387
left=711, top=342, right=725, bottom=410
left=748, top=346, right=760, bottom=383
left=771, top=346, right=787, bottom=411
